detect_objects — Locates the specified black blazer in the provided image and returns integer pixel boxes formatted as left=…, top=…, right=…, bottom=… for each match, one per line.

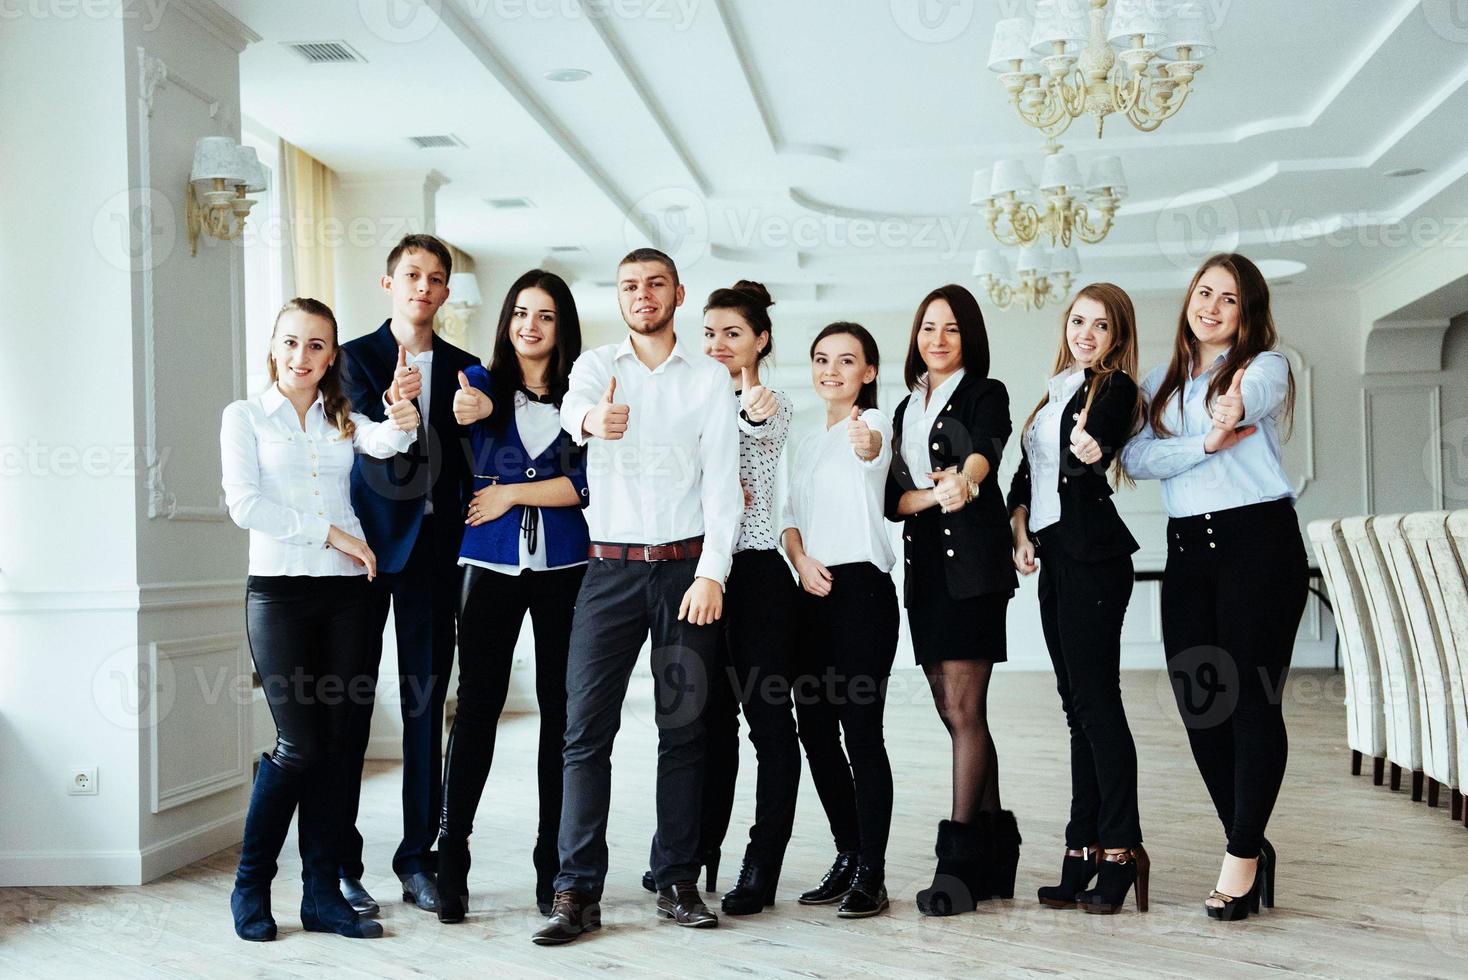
left=1006, top=369, right=1140, bottom=563
left=341, top=321, right=481, bottom=574
left=885, top=373, right=1018, bottom=603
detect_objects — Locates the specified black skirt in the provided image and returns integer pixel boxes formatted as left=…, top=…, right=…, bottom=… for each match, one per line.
left=905, top=508, right=1011, bottom=665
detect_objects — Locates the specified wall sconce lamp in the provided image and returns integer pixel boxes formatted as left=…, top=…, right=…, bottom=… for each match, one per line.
left=436, top=272, right=484, bottom=346
left=187, top=136, right=266, bottom=255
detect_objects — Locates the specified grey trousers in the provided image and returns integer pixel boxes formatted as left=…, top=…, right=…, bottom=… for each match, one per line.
left=554, top=556, right=719, bottom=899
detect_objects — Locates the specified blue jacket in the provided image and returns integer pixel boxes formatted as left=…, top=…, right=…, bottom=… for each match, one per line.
left=458, top=365, right=590, bottom=568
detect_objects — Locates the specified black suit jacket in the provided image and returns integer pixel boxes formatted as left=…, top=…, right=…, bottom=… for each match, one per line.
left=885, top=373, right=1018, bottom=603
left=1006, top=369, right=1140, bottom=563
left=340, top=321, right=480, bottom=573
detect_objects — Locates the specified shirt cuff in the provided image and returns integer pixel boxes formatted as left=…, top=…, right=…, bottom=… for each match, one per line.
left=694, top=549, right=731, bottom=588
left=569, top=406, right=592, bottom=446
left=306, top=515, right=333, bottom=551
left=1177, top=434, right=1211, bottom=460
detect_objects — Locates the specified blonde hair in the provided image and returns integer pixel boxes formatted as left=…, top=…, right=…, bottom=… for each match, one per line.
left=266, top=298, right=355, bottom=439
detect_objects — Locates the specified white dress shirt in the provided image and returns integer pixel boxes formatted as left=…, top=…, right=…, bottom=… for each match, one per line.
left=900, top=369, right=966, bottom=490
left=782, top=408, right=896, bottom=573
left=561, top=337, right=742, bottom=584
left=1023, top=368, right=1087, bottom=532
left=221, top=386, right=415, bottom=576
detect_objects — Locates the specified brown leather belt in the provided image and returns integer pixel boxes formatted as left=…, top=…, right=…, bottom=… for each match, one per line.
left=587, top=537, right=704, bottom=562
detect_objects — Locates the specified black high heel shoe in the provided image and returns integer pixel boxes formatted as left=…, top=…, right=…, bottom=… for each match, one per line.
left=1037, top=844, right=1100, bottom=909
left=436, top=833, right=469, bottom=924
left=1258, top=838, right=1276, bottom=909
left=1076, top=846, right=1149, bottom=915
left=640, top=849, right=721, bottom=894
left=1205, top=849, right=1268, bottom=921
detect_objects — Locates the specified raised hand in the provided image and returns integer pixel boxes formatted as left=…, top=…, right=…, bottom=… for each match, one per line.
left=1069, top=408, right=1102, bottom=466
left=327, top=525, right=378, bottom=580
left=583, top=377, right=630, bottom=441
left=848, top=405, right=878, bottom=461
left=928, top=465, right=969, bottom=513
left=452, top=370, right=493, bottom=425
left=1211, top=369, right=1246, bottom=431
left=389, top=344, right=423, bottom=404
left=386, top=396, right=420, bottom=432
left=1204, top=423, right=1257, bottom=455
left=739, top=366, right=779, bottom=422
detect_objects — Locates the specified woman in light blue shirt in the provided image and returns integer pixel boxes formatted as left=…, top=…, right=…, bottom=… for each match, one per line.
left=1121, top=253, right=1307, bottom=923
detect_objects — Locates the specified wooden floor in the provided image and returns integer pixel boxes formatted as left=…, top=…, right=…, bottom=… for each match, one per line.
left=3, top=669, right=1466, bottom=978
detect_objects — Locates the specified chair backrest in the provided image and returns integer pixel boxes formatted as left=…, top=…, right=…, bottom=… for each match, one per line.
left=1340, top=515, right=1421, bottom=769
left=1375, top=513, right=1454, bottom=786
left=1403, top=511, right=1468, bottom=788
left=1307, top=519, right=1385, bottom=758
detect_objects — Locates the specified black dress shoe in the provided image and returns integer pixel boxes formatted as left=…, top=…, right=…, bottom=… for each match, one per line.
left=797, top=850, right=857, bottom=905
left=531, top=890, right=601, bottom=946
left=655, top=881, right=719, bottom=927
left=721, top=858, right=780, bottom=915
left=338, top=877, right=379, bottom=917
left=837, top=864, right=889, bottom=918
left=399, top=871, right=441, bottom=912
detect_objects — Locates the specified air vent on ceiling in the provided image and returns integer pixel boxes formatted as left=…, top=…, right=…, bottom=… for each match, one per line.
left=284, top=41, right=366, bottom=64
left=549, top=245, right=585, bottom=253
left=592, top=280, right=617, bottom=288
left=407, top=134, right=466, bottom=149
left=486, top=197, right=535, bottom=209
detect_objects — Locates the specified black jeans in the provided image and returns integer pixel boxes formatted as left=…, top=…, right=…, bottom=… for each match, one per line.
left=698, top=549, right=802, bottom=867
left=1035, top=534, right=1141, bottom=849
left=442, top=563, right=584, bottom=844
left=554, top=555, right=720, bottom=899
left=793, top=561, right=899, bottom=872
left=1161, top=499, right=1308, bottom=859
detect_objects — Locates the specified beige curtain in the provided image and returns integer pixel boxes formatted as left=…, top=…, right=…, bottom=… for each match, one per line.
left=279, top=139, right=336, bottom=309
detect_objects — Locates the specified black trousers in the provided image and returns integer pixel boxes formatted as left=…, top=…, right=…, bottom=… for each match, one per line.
left=698, top=549, right=802, bottom=867
left=794, top=561, right=899, bottom=871
left=554, top=555, right=720, bottom=899
left=1034, top=533, right=1141, bottom=849
left=1161, top=498, right=1308, bottom=859
left=442, top=563, right=584, bottom=844
left=341, top=513, right=461, bottom=878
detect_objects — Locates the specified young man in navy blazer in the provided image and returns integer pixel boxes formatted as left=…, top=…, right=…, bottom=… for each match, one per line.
left=337, top=234, right=481, bottom=915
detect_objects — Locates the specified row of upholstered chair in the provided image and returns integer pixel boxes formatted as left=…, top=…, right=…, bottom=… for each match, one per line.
left=1310, top=511, right=1468, bottom=828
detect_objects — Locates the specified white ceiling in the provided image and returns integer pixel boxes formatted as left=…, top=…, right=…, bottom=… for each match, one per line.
left=226, top=0, right=1468, bottom=312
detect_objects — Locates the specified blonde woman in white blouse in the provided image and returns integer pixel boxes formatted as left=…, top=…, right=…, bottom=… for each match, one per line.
left=781, top=321, right=899, bottom=919
left=220, top=298, right=418, bottom=943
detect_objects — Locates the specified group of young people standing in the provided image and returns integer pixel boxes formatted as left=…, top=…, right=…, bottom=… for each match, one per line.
left=221, top=233, right=1307, bottom=946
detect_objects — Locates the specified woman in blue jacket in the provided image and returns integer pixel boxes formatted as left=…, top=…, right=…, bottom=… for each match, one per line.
left=434, top=269, right=589, bottom=923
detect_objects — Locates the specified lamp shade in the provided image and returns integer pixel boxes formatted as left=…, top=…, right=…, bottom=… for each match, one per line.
left=447, top=272, right=482, bottom=307
left=236, top=146, right=268, bottom=193
left=990, top=158, right=1036, bottom=197
left=988, top=16, right=1035, bottom=71
left=970, top=167, right=993, bottom=206
left=191, top=136, right=246, bottom=184
left=1107, top=0, right=1169, bottom=49
left=1159, top=1, right=1216, bottom=59
left=1049, top=244, right=1081, bottom=276
left=1085, top=155, right=1127, bottom=197
left=1016, top=245, right=1050, bottom=276
left=1029, top=0, right=1089, bottom=54
left=1039, top=152, right=1084, bottom=192
left=973, top=249, right=1011, bottom=279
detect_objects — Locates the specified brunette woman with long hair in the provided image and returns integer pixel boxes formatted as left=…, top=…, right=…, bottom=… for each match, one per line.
left=1008, top=283, right=1147, bottom=915
left=1121, top=253, right=1305, bottom=921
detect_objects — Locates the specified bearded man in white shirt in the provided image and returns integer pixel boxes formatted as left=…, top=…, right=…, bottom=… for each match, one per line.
left=531, top=247, right=741, bottom=945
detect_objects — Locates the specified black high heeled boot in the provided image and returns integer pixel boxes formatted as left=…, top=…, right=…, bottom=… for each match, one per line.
left=230, top=754, right=302, bottom=942
left=1037, top=844, right=1100, bottom=909
left=981, top=810, right=1022, bottom=900
left=721, top=851, right=783, bottom=915
left=1077, top=845, right=1150, bottom=915
left=435, top=833, right=470, bottom=924
left=298, top=754, right=383, bottom=939
left=916, top=820, right=983, bottom=916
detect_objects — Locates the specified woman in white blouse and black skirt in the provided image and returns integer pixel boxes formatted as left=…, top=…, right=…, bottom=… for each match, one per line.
left=782, top=322, right=899, bottom=919
left=1008, top=283, right=1147, bottom=916
left=220, top=298, right=420, bottom=941
left=885, top=285, right=1017, bottom=917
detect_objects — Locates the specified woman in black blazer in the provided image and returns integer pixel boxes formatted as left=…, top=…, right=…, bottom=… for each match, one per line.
left=1007, top=282, right=1146, bottom=915
left=884, top=284, right=1018, bottom=916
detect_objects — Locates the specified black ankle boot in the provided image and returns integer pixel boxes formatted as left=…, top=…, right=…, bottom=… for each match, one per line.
left=231, top=754, right=302, bottom=942
left=797, top=850, right=857, bottom=905
left=721, top=854, right=782, bottom=915
left=916, top=820, right=983, bottom=916
left=436, top=833, right=470, bottom=923
left=1037, top=844, right=1100, bottom=909
left=980, top=810, right=1022, bottom=900
left=837, top=863, right=888, bottom=918
left=1077, top=845, right=1150, bottom=915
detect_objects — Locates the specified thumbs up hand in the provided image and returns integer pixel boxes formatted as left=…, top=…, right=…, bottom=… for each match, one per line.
left=389, top=344, right=423, bottom=404
left=1211, top=368, right=1246, bottom=431
left=847, top=405, right=878, bottom=461
left=386, top=395, right=420, bottom=433
left=739, top=366, right=779, bottom=423
left=452, top=369, right=494, bottom=426
left=583, top=376, right=631, bottom=441
left=1069, top=407, right=1102, bottom=467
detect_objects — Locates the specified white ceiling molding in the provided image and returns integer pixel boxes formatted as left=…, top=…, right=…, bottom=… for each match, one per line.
left=173, top=0, right=261, bottom=53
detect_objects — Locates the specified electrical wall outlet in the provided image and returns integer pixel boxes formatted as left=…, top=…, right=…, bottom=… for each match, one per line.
left=67, top=766, right=98, bottom=796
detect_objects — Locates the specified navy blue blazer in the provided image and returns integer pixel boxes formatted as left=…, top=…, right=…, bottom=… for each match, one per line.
left=341, top=321, right=481, bottom=574
left=458, top=365, right=590, bottom=568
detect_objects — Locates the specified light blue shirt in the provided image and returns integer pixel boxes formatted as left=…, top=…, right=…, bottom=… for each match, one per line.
left=1120, top=349, right=1294, bottom=518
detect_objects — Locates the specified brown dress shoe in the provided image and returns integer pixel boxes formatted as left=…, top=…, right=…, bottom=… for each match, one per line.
left=531, top=890, right=602, bottom=946
left=656, top=881, right=719, bottom=927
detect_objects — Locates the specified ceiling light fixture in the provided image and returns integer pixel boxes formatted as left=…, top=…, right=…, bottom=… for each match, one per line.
left=973, top=141, right=1127, bottom=247
left=973, top=244, right=1079, bottom=312
left=544, top=68, right=591, bottom=82
left=1383, top=167, right=1426, bottom=178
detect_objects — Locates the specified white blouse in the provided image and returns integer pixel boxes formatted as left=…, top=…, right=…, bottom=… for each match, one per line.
left=1023, top=368, right=1086, bottom=533
left=781, top=408, right=896, bottom=573
left=734, top=387, right=794, bottom=554
left=221, top=386, right=415, bottom=576
left=899, top=369, right=966, bottom=489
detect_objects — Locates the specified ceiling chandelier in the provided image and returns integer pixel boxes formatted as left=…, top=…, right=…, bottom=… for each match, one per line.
left=972, top=143, right=1127, bottom=248
left=973, top=244, right=1079, bottom=312
left=987, top=0, right=1216, bottom=138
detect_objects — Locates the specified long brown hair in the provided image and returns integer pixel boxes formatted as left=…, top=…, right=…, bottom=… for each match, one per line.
left=266, top=297, right=355, bottom=439
left=1022, top=282, right=1142, bottom=485
left=1148, top=253, right=1294, bottom=438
